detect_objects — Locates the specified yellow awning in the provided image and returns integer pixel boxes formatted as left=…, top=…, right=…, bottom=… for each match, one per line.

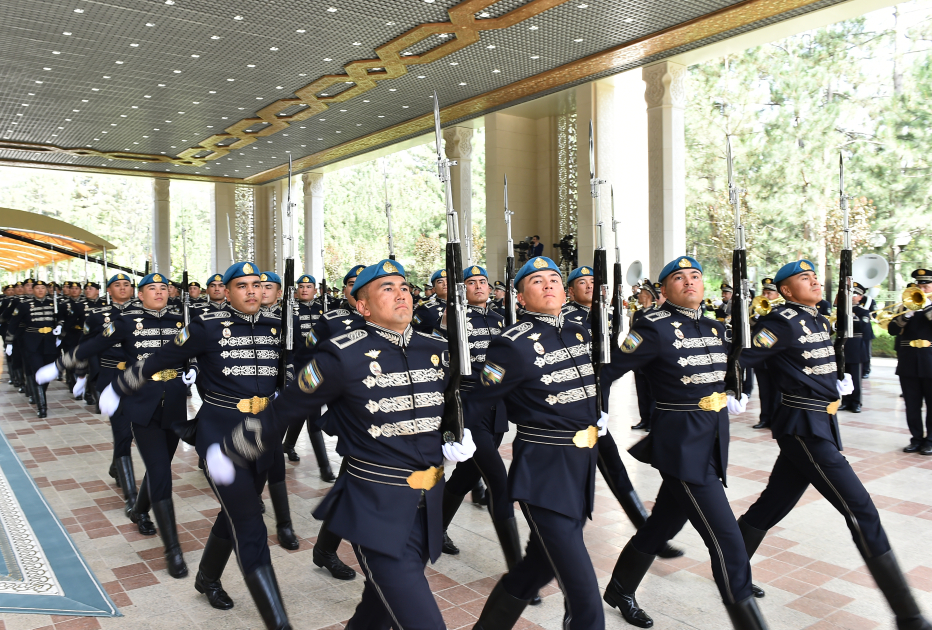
left=0, top=208, right=115, bottom=273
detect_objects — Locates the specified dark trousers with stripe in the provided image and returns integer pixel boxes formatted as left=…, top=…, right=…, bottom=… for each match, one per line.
left=743, top=435, right=889, bottom=559
left=131, top=416, right=178, bottom=503
left=444, top=429, right=512, bottom=522
left=634, top=371, right=654, bottom=426
left=502, top=503, right=604, bottom=630
left=206, top=461, right=271, bottom=575
left=900, top=376, right=932, bottom=447
left=631, top=464, right=751, bottom=604
left=349, top=503, right=444, bottom=630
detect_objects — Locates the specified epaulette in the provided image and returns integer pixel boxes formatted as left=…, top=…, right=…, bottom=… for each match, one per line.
left=198, top=310, right=231, bottom=320
left=776, top=305, right=798, bottom=319
left=323, top=309, right=351, bottom=320
left=331, top=329, right=367, bottom=349
left=415, top=330, right=446, bottom=343
left=258, top=311, right=279, bottom=321
left=644, top=309, right=671, bottom=322
left=502, top=320, right=534, bottom=341
left=122, top=309, right=144, bottom=315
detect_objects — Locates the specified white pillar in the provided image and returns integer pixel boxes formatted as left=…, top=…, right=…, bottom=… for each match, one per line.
left=303, top=172, right=325, bottom=279
left=253, top=184, right=274, bottom=271
left=643, top=61, right=687, bottom=277
left=211, top=182, right=236, bottom=273
left=151, top=178, right=171, bottom=275
left=443, top=127, right=474, bottom=264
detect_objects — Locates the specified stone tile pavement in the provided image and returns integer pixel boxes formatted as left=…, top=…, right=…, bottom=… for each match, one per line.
left=1, top=357, right=930, bottom=629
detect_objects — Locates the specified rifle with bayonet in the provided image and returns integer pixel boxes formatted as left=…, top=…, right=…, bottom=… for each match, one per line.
left=278, top=156, right=296, bottom=390
left=102, top=247, right=110, bottom=305
left=319, top=244, right=329, bottom=313
left=503, top=175, right=517, bottom=327
left=723, top=136, right=750, bottom=399
left=834, top=153, right=853, bottom=379
left=588, top=121, right=611, bottom=421
left=180, top=225, right=193, bottom=370
left=434, top=91, right=469, bottom=444
left=610, top=186, right=624, bottom=340
left=383, top=161, right=396, bottom=261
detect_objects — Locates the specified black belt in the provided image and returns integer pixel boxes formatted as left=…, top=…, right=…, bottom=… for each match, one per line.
left=781, top=394, right=840, bottom=415
left=26, top=327, right=54, bottom=334
left=515, top=425, right=598, bottom=448
left=346, top=457, right=443, bottom=490
left=900, top=339, right=931, bottom=348
left=203, top=390, right=273, bottom=413
left=100, top=358, right=125, bottom=369
left=655, top=392, right=728, bottom=413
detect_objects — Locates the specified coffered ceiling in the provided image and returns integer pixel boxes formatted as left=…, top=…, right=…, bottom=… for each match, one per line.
left=0, top=0, right=849, bottom=184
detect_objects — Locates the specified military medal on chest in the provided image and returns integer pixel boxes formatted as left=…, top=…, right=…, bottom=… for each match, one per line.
left=799, top=320, right=812, bottom=335
left=370, top=361, right=382, bottom=376
left=533, top=342, right=545, bottom=355
left=222, top=328, right=232, bottom=338
left=135, top=318, right=144, bottom=331
left=671, top=321, right=685, bottom=339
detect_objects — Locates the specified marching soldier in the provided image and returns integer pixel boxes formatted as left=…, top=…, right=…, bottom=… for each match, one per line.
left=714, top=282, right=732, bottom=320
left=751, top=277, right=780, bottom=430
left=205, top=273, right=228, bottom=310
left=1, top=281, right=26, bottom=393
left=736, top=260, right=932, bottom=630
left=888, top=268, right=932, bottom=454
left=412, top=269, right=447, bottom=334
left=39, top=272, right=196, bottom=579
left=188, top=281, right=205, bottom=303
left=629, top=280, right=662, bottom=431
left=282, top=274, right=323, bottom=461
left=839, top=281, right=871, bottom=413
left=600, top=256, right=766, bottom=630
left=490, top=280, right=507, bottom=315
left=211, top=259, right=476, bottom=630
left=78, top=282, right=106, bottom=408
left=466, top=257, right=608, bottom=630
left=5, top=280, right=62, bottom=418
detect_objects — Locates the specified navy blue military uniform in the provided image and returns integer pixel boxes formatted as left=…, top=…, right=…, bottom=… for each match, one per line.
left=888, top=273, right=932, bottom=453
left=5, top=287, right=62, bottom=417
left=412, top=295, right=445, bottom=335
left=629, top=301, right=657, bottom=430
left=840, top=295, right=871, bottom=412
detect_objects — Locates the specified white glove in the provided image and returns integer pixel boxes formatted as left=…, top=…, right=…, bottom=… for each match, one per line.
left=72, top=376, right=87, bottom=397
left=206, top=443, right=235, bottom=486
left=713, top=299, right=723, bottom=308
left=99, top=384, right=121, bottom=417
left=55, top=338, right=61, bottom=347
left=726, top=393, right=749, bottom=414
left=4, top=345, right=11, bottom=357
left=837, top=374, right=854, bottom=397
left=597, top=411, right=609, bottom=437
left=36, top=362, right=59, bottom=384
left=181, top=368, right=197, bottom=385
left=441, top=428, right=476, bottom=463
left=52, top=325, right=62, bottom=336
left=905, top=310, right=916, bottom=319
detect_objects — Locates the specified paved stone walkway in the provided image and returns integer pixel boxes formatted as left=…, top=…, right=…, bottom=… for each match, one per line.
left=1, top=357, right=930, bottom=629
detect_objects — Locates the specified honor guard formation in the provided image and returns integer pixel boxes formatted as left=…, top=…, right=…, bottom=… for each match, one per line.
left=3, top=125, right=932, bottom=630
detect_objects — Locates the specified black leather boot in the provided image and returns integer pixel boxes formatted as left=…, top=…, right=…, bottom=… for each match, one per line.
left=865, top=550, right=932, bottom=629
left=115, top=456, right=138, bottom=518
left=283, top=443, right=300, bottom=462
left=493, top=518, right=523, bottom=569
left=108, top=459, right=121, bottom=489
left=472, top=479, right=489, bottom=506
left=244, top=564, right=291, bottom=630
left=268, top=481, right=299, bottom=550
left=36, top=383, right=47, bottom=418
left=616, top=489, right=683, bottom=559
left=308, top=429, right=335, bottom=482
left=737, top=516, right=768, bottom=598
left=129, top=480, right=157, bottom=535
left=194, top=532, right=234, bottom=610
left=151, top=499, right=188, bottom=578
left=631, top=420, right=649, bottom=430
left=725, top=595, right=769, bottom=629
left=312, top=520, right=356, bottom=580
left=474, top=581, right=530, bottom=630
left=441, top=486, right=465, bottom=555
left=603, top=540, right=656, bottom=628
left=84, top=388, right=98, bottom=407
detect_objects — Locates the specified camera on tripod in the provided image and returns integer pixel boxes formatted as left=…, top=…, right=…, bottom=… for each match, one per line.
left=515, top=236, right=532, bottom=263
left=553, top=234, right=577, bottom=269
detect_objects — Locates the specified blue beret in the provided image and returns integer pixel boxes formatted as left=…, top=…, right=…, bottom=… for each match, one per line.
left=138, top=272, right=170, bottom=288
left=344, top=264, right=367, bottom=286
left=107, top=273, right=132, bottom=287
left=774, top=259, right=816, bottom=284
left=430, top=269, right=448, bottom=284
left=567, top=266, right=594, bottom=285
left=207, top=273, right=224, bottom=285
left=351, top=259, right=406, bottom=297
left=297, top=274, right=316, bottom=284
left=259, top=271, right=282, bottom=285
left=464, top=265, right=487, bottom=281
left=515, top=256, right=562, bottom=287
left=222, top=261, right=260, bottom=285
left=658, top=256, right=703, bottom=283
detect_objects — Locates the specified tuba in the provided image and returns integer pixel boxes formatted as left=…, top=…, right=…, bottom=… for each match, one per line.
left=872, top=287, right=927, bottom=330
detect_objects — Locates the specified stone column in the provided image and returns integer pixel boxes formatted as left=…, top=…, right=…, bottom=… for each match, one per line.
left=303, top=172, right=325, bottom=279
left=211, top=182, right=236, bottom=273
left=643, top=61, right=687, bottom=277
left=151, top=178, right=171, bottom=275
left=443, top=127, right=474, bottom=264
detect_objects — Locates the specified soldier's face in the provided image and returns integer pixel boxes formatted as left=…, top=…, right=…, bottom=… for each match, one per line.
left=852, top=293, right=863, bottom=304
left=494, top=288, right=505, bottom=300
left=920, top=283, right=932, bottom=294
left=297, top=283, right=317, bottom=300
left=34, top=285, right=48, bottom=299
left=661, top=270, right=704, bottom=309
left=208, top=281, right=225, bottom=300
left=343, top=279, right=356, bottom=308
left=109, top=280, right=133, bottom=302
left=762, top=289, right=780, bottom=300
left=637, top=291, right=653, bottom=307
left=779, top=271, right=822, bottom=305
left=260, top=283, right=282, bottom=306
left=13, top=286, right=23, bottom=295
left=465, top=276, right=489, bottom=306
left=226, top=277, right=262, bottom=314
left=86, top=287, right=99, bottom=300
left=138, top=283, right=168, bottom=309
left=569, top=277, right=594, bottom=307
left=517, top=270, right=565, bottom=316
left=168, top=285, right=179, bottom=298
left=24, top=283, right=34, bottom=295
left=188, top=286, right=202, bottom=299
left=722, top=290, right=732, bottom=301
left=433, top=278, right=448, bottom=300
left=355, top=277, right=412, bottom=333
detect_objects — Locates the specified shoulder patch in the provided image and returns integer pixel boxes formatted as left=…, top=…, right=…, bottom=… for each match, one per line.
left=620, top=331, right=643, bottom=353
left=298, top=360, right=324, bottom=394
left=103, top=322, right=116, bottom=337
left=481, top=361, right=505, bottom=386
left=502, top=321, right=534, bottom=341
left=331, top=329, right=368, bottom=349
left=323, top=309, right=350, bottom=320
left=753, top=327, right=778, bottom=348
left=644, top=310, right=671, bottom=322
left=174, top=326, right=190, bottom=346
left=305, top=329, right=318, bottom=348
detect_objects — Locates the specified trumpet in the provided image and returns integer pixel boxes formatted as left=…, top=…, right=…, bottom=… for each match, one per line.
left=704, top=298, right=715, bottom=308
left=872, top=287, right=927, bottom=330
left=751, top=295, right=785, bottom=317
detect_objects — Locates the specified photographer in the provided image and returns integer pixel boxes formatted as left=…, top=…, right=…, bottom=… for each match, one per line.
left=529, top=235, right=543, bottom=257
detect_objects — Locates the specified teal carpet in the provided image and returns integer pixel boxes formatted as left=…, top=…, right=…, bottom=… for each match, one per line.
left=0, top=431, right=120, bottom=617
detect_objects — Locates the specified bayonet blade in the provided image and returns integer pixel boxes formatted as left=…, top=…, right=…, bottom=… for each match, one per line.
left=588, top=120, right=595, bottom=184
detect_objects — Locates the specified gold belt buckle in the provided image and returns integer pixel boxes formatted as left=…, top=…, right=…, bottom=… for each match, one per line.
left=38, top=327, right=52, bottom=334
left=826, top=400, right=841, bottom=415
left=699, top=392, right=728, bottom=412
left=406, top=466, right=444, bottom=490
left=117, top=361, right=126, bottom=370
left=572, top=426, right=598, bottom=449
left=910, top=339, right=931, bottom=348
left=152, top=369, right=177, bottom=382
left=236, top=396, right=269, bottom=414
